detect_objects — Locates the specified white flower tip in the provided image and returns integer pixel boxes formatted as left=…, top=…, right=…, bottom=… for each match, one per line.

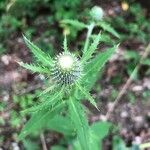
left=58, top=54, right=74, bottom=70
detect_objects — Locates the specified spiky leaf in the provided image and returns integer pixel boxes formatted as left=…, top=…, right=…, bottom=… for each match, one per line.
left=19, top=101, right=65, bottom=140
left=18, top=62, right=49, bottom=73
left=81, top=33, right=101, bottom=63
left=75, top=45, right=117, bottom=100
left=62, top=19, right=87, bottom=30
left=76, top=82, right=99, bottom=110
left=68, top=98, right=90, bottom=150
left=23, top=35, right=53, bottom=66
left=97, top=22, right=120, bottom=38
left=22, top=90, right=62, bottom=114
left=89, top=121, right=112, bottom=150
left=83, top=45, right=118, bottom=89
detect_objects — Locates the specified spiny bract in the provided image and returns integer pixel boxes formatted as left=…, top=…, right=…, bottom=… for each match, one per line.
left=51, top=52, right=82, bottom=86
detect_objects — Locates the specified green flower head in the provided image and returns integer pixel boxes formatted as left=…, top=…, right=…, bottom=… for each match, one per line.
left=51, top=52, right=82, bottom=86
left=90, top=6, right=104, bottom=21
left=19, top=34, right=116, bottom=109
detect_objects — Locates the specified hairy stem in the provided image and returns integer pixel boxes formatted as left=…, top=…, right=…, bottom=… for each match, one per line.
left=83, top=22, right=95, bottom=53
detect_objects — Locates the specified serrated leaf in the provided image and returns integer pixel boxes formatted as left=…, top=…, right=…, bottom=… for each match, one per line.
left=83, top=45, right=118, bottom=89
left=68, top=98, right=90, bottom=150
left=39, top=85, right=55, bottom=96
left=81, top=33, right=101, bottom=64
left=62, top=19, right=87, bottom=29
left=18, top=62, right=49, bottom=73
left=22, top=89, right=62, bottom=114
left=97, top=22, right=120, bottom=38
left=19, top=101, right=65, bottom=140
left=75, top=45, right=117, bottom=100
left=92, top=33, right=115, bottom=45
left=89, top=121, right=112, bottom=150
left=23, top=35, right=53, bottom=66
left=75, top=82, right=99, bottom=110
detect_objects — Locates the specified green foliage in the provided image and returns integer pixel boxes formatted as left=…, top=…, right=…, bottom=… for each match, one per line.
left=22, top=90, right=63, bottom=114
left=0, top=14, right=22, bottom=40
left=0, top=0, right=90, bottom=55
left=109, top=3, right=150, bottom=43
left=97, top=22, right=120, bottom=38
left=18, top=62, right=49, bottom=74
left=19, top=101, right=66, bottom=140
left=23, top=139, right=40, bottom=150
left=123, top=49, right=149, bottom=78
left=1, top=1, right=148, bottom=149
left=75, top=82, right=98, bottom=110
left=46, top=115, right=74, bottom=136
left=18, top=6, right=119, bottom=149
left=0, top=44, right=6, bottom=55
left=82, top=33, right=101, bottom=63
left=51, top=145, right=66, bottom=150
left=82, top=45, right=117, bottom=91
left=23, top=35, right=53, bottom=66
left=90, top=121, right=112, bottom=149
left=68, top=98, right=90, bottom=150
left=61, top=19, right=87, bottom=30
left=113, top=136, right=140, bottom=150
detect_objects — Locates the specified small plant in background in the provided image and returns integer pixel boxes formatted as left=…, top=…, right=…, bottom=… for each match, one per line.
left=0, top=0, right=91, bottom=56
left=18, top=6, right=118, bottom=149
left=109, top=3, right=150, bottom=44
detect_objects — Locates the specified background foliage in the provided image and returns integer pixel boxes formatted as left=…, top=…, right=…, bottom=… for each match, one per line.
left=0, top=0, right=150, bottom=149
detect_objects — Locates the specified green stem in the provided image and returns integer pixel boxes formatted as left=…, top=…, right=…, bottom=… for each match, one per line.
left=83, top=22, right=95, bottom=53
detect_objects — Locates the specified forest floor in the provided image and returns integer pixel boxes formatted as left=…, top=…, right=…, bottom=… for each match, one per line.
left=0, top=0, right=150, bottom=149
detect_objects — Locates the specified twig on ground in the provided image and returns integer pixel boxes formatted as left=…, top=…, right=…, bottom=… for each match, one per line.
left=40, top=133, right=48, bottom=150
left=106, top=42, right=150, bottom=120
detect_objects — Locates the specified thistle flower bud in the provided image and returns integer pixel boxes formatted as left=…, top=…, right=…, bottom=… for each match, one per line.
left=90, top=6, right=104, bottom=21
left=51, top=52, right=81, bottom=86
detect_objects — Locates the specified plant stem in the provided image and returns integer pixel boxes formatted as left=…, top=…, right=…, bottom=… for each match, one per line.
left=40, top=133, right=48, bottom=150
left=106, top=42, right=150, bottom=120
left=140, top=142, right=150, bottom=150
left=83, top=22, right=95, bottom=53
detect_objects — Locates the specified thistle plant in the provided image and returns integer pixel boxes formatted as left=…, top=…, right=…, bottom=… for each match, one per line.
left=19, top=6, right=118, bottom=150
left=51, top=51, right=82, bottom=86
